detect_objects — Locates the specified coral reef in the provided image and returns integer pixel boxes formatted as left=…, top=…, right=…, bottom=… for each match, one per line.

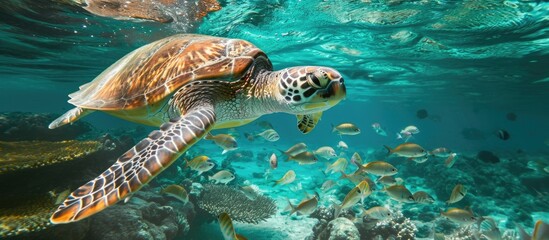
left=0, top=140, right=101, bottom=174
left=0, top=112, right=92, bottom=141
left=196, top=184, right=276, bottom=224
left=315, top=218, right=360, bottom=240
left=4, top=188, right=194, bottom=240
left=0, top=135, right=133, bottom=238
left=308, top=207, right=416, bottom=240
left=0, top=194, right=56, bottom=238
left=356, top=211, right=417, bottom=239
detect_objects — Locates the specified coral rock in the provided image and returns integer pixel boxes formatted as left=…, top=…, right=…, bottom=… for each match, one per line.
left=327, top=218, right=360, bottom=240
left=0, top=140, right=101, bottom=174
left=196, top=184, right=276, bottom=224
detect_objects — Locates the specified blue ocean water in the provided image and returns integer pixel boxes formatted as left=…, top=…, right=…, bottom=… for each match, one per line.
left=1, top=0, right=548, bottom=239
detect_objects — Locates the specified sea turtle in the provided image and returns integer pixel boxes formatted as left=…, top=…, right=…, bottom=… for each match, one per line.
left=48, top=34, right=346, bottom=223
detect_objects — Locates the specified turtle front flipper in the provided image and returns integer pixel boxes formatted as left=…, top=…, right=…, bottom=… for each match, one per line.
left=49, top=107, right=94, bottom=129
left=296, top=112, right=322, bottom=134
left=50, top=107, right=216, bottom=223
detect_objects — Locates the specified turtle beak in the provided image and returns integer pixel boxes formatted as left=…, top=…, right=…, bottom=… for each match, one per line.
left=302, top=79, right=346, bottom=111
left=319, top=79, right=346, bottom=103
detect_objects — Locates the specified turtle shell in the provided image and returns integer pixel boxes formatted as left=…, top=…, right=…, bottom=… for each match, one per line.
left=68, top=34, right=271, bottom=110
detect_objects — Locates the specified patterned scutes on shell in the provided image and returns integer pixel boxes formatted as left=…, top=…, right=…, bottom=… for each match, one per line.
left=68, top=34, right=271, bottom=110
left=197, top=184, right=276, bottom=224
left=0, top=140, right=102, bottom=175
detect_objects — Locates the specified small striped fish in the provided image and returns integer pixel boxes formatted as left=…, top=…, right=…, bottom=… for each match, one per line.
left=256, top=129, right=280, bottom=142
left=412, top=191, right=435, bottom=204
left=218, top=213, right=247, bottom=240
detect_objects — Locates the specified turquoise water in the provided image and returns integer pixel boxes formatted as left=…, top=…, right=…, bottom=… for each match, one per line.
left=1, top=0, right=548, bottom=239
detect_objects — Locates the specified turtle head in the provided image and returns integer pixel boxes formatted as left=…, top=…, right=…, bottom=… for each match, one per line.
left=276, top=66, right=346, bottom=114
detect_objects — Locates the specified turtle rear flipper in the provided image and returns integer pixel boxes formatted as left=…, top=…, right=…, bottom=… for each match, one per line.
left=49, top=107, right=94, bottom=129
left=50, top=107, right=216, bottom=223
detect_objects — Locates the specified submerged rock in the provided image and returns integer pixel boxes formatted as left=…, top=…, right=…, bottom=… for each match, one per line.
left=477, top=150, right=500, bottom=163
left=3, top=188, right=195, bottom=240
left=0, top=140, right=101, bottom=174
left=0, top=137, right=132, bottom=238
left=356, top=211, right=417, bottom=239
left=320, top=218, right=360, bottom=240
left=0, top=112, right=92, bottom=141
left=196, top=184, right=276, bottom=224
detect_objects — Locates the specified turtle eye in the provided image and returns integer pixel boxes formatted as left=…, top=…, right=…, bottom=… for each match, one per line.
left=306, top=71, right=329, bottom=89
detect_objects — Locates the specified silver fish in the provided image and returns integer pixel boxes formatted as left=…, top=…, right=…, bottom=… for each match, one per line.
left=256, top=129, right=280, bottom=142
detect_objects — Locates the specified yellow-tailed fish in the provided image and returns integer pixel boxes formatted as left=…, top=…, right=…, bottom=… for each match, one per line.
left=186, top=155, right=214, bottom=174
left=409, top=155, right=429, bottom=164
left=256, top=129, right=280, bottom=142
left=273, top=170, right=296, bottom=186
left=447, top=184, right=466, bottom=204
left=218, top=212, right=247, bottom=240
left=445, top=153, right=458, bottom=168
left=240, top=185, right=260, bottom=200
left=287, top=151, right=318, bottom=165
left=359, top=206, right=392, bottom=220
left=288, top=193, right=319, bottom=216
left=334, top=187, right=361, bottom=218
left=284, top=142, right=308, bottom=156
left=195, top=161, right=215, bottom=175
left=314, top=146, right=337, bottom=160
left=479, top=217, right=502, bottom=240
left=209, top=170, right=235, bottom=184
left=412, top=191, right=435, bottom=204
left=160, top=184, right=189, bottom=203
left=356, top=180, right=372, bottom=204
left=325, top=157, right=348, bottom=174
left=54, top=189, right=71, bottom=205
left=351, top=152, right=362, bottom=165
left=339, top=171, right=365, bottom=185
left=429, top=147, right=452, bottom=157
left=186, top=155, right=209, bottom=168
left=205, top=133, right=238, bottom=154
left=384, top=143, right=427, bottom=158
left=355, top=160, right=398, bottom=176
left=533, top=220, right=549, bottom=240
left=441, top=207, right=477, bottom=225
left=527, top=160, right=549, bottom=175
left=321, top=179, right=338, bottom=192
left=376, top=175, right=397, bottom=185
left=332, top=123, right=361, bottom=135
left=385, top=184, right=414, bottom=203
